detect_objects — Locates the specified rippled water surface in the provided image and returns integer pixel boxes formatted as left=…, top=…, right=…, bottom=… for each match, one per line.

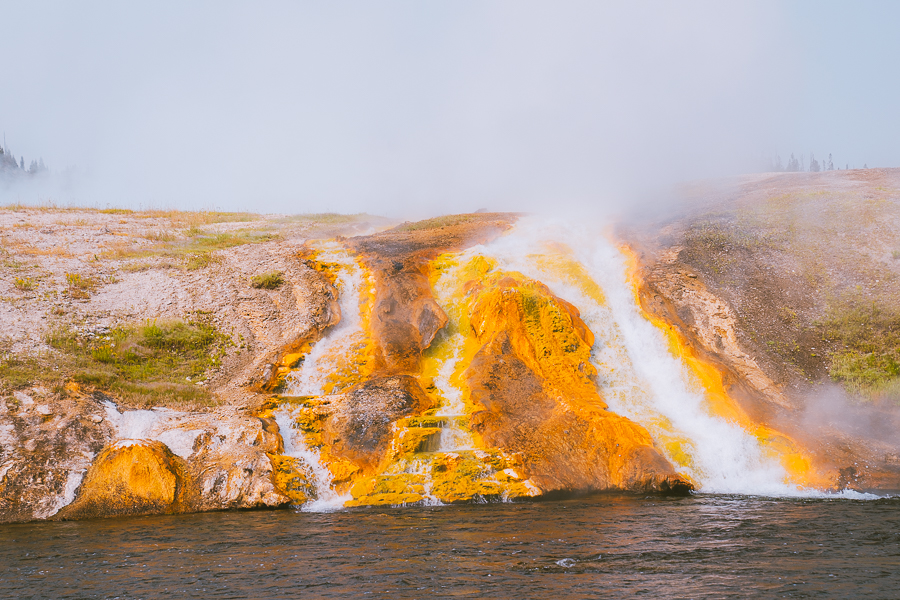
left=2, top=495, right=898, bottom=599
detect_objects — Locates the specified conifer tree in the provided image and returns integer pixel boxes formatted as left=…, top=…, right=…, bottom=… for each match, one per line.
left=787, top=153, right=800, bottom=172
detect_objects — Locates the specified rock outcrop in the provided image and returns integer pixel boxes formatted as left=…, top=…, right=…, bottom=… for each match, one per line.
left=7, top=190, right=900, bottom=523
left=464, top=267, right=689, bottom=494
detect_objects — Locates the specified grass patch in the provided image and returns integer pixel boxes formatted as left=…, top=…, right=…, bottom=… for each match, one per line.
left=0, top=319, right=232, bottom=407
left=13, top=277, right=34, bottom=291
left=65, top=273, right=99, bottom=299
left=392, top=214, right=480, bottom=232
left=144, top=210, right=259, bottom=228
left=145, top=230, right=178, bottom=242
left=251, top=271, right=285, bottom=289
left=0, top=348, right=47, bottom=390
left=822, top=301, right=900, bottom=399
left=100, top=228, right=279, bottom=269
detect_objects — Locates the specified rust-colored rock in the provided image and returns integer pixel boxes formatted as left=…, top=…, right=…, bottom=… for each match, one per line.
left=348, top=213, right=517, bottom=375
left=467, top=270, right=601, bottom=407
left=466, top=330, right=688, bottom=494
left=58, top=441, right=186, bottom=520
left=366, top=256, right=448, bottom=373
left=323, top=375, right=435, bottom=471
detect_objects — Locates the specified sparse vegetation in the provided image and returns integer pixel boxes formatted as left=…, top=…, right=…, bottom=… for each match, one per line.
left=275, top=212, right=368, bottom=224
left=100, top=228, right=279, bottom=268
left=145, top=230, right=178, bottom=242
left=822, top=301, right=900, bottom=399
left=13, top=277, right=34, bottom=291
left=251, top=271, right=285, bottom=289
left=64, top=273, right=98, bottom=299
left=1, top=319, right=232, bottom=407
left=393, top=214, right=481, bottom=232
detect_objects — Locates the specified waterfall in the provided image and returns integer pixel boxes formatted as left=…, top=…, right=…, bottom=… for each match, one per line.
left=429, top=257, right=478, bottom=453
left=274, top=408, right=351, bottom=511
left=285, top=243, right=370, bottom=396
left=481, top=218, right=827, bottom=496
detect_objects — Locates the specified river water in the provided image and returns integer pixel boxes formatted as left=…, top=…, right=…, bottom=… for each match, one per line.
left=2, top=494, right=898, bottom=599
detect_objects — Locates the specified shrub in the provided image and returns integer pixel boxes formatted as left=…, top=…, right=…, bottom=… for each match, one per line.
left=13, top=277, right=34, bottom=291
left=251, top=271, right=285, bottom=289
left=64, top=273, right=98, bottom=299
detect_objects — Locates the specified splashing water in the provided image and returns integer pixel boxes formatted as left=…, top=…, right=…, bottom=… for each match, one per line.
left=285, top=243, right=371, bottom=396
left=478, top=218, right=836, bottom=497
left=274, top=408, right=351, bottom=512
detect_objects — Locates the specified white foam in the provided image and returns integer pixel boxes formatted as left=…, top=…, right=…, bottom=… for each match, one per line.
left=274, top=407, right=351, bottom=511
left=478, top=218, right=842, bottom=497
left=286, top=244, right=369, bottom=396
left=430, top=262, right=477, bottom=452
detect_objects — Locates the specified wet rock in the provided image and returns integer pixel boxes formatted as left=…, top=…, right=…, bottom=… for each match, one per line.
left=464, top=269, right=690, bottom=494
left=324, top=375, right=435, bottom=470
left=366, top=257, right=448, bottom=373
left=268, top=455, right=314, bottom=505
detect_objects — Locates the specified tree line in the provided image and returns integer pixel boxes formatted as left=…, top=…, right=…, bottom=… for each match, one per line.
left=0, top=142, right=49, bottom=178
left=765, top=152, right=868, bottom=173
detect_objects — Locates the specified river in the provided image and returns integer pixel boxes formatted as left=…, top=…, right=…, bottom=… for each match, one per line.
left=1, top=494, right=897, bottom=599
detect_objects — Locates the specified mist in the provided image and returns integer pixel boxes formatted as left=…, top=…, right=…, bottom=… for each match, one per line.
left=2, top=1, right=898, bottom=218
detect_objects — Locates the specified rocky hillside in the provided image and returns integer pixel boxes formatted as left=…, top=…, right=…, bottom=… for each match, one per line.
left=2, top=175, right=899, bottom=523
left=625, top=168, right=900, bottom=490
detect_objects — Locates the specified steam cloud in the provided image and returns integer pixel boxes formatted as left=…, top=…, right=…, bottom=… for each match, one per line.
left=2, top=1, right=898, bottom=217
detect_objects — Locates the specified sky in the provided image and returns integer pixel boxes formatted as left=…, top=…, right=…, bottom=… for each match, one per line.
left=1, top=1, right=899, bottom=217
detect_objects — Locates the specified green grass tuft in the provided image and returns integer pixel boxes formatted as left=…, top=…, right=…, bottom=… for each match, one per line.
left=822, top=301, right=900, bottom=399
left=251, top=271, right=285, bottom=289
left=1, top=319, right=233, bottom=408
left=13, top=277, right=35, bottom=291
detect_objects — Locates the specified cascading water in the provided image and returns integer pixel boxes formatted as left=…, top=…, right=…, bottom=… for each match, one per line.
left=285, top=243, right=370, bottom=396
left=479, top=218, right=825, bottom=497
left=429, top=259, right=477, bottom=452
left=273, top=408, right=351, bottom=511
left=432, top=338, right=474, bottom=452
left=277, top=242, right=371, bottom=511
left=278, top=222, right=877, bottom=505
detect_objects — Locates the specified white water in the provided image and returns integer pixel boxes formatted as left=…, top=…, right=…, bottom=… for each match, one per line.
left=478, top=218, right=841, bottom=497
left=429, top=260, right=476, bottom=453
left=274, top=408, right=351, bottom=511
left=286, top=244, right=369, bottom=396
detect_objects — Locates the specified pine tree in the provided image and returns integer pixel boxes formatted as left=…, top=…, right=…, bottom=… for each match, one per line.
left=827, top=153, right=834, bottom=170
left=787, top=153, right=800, bottom=171
left=809, top=153, right=820, bottom=172
left=19, top=157, right=24, bottom=169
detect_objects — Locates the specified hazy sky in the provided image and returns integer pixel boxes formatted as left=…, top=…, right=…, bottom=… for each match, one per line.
left=1, top=1, right=898, bottom=216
